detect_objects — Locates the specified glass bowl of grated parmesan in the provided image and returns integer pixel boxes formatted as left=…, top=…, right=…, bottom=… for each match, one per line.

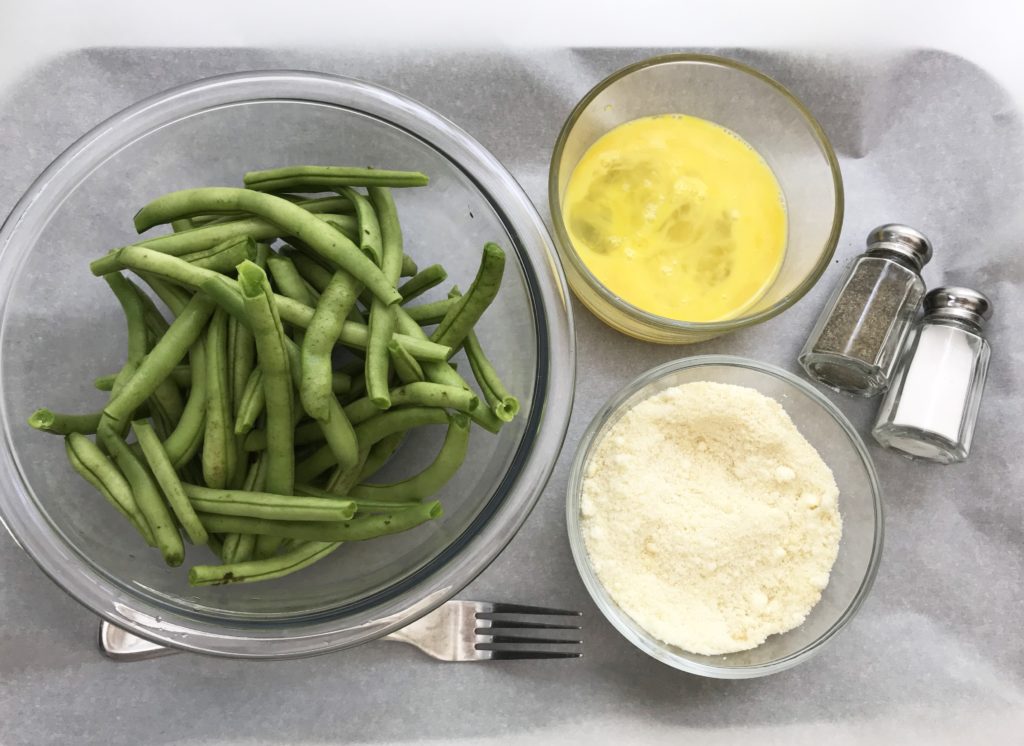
left=566, top=355, right=882, bottom=678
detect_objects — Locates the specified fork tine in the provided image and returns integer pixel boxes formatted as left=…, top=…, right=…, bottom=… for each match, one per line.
left=476, top=619, right=582, bottom=631
left=477, top=634, right=583, bottom=645
left=478, top=602, right=582, bottom=617
left=485, top=650, right=583, bottom=660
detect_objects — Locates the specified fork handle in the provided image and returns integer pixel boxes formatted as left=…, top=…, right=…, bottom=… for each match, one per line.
left=99, top=620, right=410, bottom=661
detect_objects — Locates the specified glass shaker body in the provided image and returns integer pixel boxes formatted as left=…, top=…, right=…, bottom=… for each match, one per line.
left=799, top=252, right=926, bottom=396
left=872, top=315, right=991, bottom=464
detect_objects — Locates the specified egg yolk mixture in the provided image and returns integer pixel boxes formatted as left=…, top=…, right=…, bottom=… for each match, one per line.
left=564, top=115, right=787, bottom=322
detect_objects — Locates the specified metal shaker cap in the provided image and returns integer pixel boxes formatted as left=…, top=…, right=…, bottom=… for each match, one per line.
left=924, top=286, right=993, bottom=329
left=866, top=224, right=933, bottom=270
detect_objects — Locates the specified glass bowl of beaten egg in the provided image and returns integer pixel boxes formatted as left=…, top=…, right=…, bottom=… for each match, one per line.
left=549, top=54, right=844, bottom=343
left=566, top=356, right=882, bottom=677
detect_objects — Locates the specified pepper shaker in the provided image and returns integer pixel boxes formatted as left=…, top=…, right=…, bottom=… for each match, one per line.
left=799, top=224, right=932, bottom=396
left=872, top=287, right=993, bottom=464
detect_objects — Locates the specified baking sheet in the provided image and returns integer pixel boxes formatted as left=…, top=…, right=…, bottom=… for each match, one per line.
left=0, top=47, right=1021, bottom=745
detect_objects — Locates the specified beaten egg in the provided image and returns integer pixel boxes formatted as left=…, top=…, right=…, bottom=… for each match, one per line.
left=563, top=114, right=787, bottom=323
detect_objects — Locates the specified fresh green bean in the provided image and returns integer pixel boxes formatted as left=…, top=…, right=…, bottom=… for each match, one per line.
left=137, top=272, right=192, bottom=315
left=182, top=483, right=356, bottom=522
left=131, top=189, right=399, bottom=305
left=234, top=367, right=265, bottom=435
left=294, top=482, right=418, bottom=511
left=243, top=165, right=429, bottom=191
left=364, top=187, right=402, bottom=409
left=300, top=269, right=362, bottom=421
left=354, top=406, right=450, bottom=449
left=206, top=533, right=225, bottom=560
left=222, top=532, right=256, bottom=563
left=170, top=218, right=195, bottom=233
left=65, top=432, right=150, bottom=543
left=344, top=382, right=478, bottom=426
left=133, top=420, right=208, bottom=545
left=337, top=186, right=384, bottom=266
left=403, top=297, right=458, bottom=325
left=267, top=254, right=317, bottom=306
left=180, top=236, right=256, bottom=273
left=98, top=424, right=183, bottom=566
left=227, top=312, right=255, bottom=485
left=29, top=407, right=148, bottom=436
left=162, top=338, right=207, bottom=469
left=188, top=540, right=341, bottom=586
left=400, top=254, right=418, bottom=278
left=287, top=249, right=333, bottom=292
left=398, top=264, right=447, bottom=303
left=103, top=293, right=217, bottom=426
left=238, top=261, right=294, bottom=496
left=95, top=366, right=191, bottom=392
left=357, top=430, right=405, bottom=482
left=196, top=500, right=442, bottom=542
left=192, top=195, right=355, bottom=224
left=353, top=413, right=469, bottom=501
left=388, top=338, right=424, bottom=384
left=198, top=274, right=450, bottom=362
left=98, top=274, right=149, bottom=438
left=331, top=371, right=352, bottom=395
left=463, top=329, right=520, bottom=422
left=90, top=213, right=358, bottom=275
left=202, top=309, right=237, bottom=489
left=431, top=243, right=505, bottom=351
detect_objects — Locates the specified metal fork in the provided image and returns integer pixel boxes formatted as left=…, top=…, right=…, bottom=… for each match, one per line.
left=99, top=600, right=582, bottom=662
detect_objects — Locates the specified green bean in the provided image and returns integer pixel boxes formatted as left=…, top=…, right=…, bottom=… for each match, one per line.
left=98, top=274, right=149, bottom=437
left=403, top=297, right=458, bottom=325
left=202, top=309, right=237, bottom=489
left=132, top=420, right=208, bottom=545
left=300, top=269, right=362, bottom=421
left=29, top=408, right=151, bottom=436
left=162, top=338, right=207, bottom=469
left=95, top=366, right=191, bottom=392
left=180, top=235, right=256, bottom=273
left=337, top=186, right=384, bottom=266
left=388, top=338, right=424, bottom=384
left=244, top=419, right=318, bottom=451
left=206, top=533, right=225, bottom=560
left=355, top=406, right=450, bottom=449
left=398, top=264, right=447, bottom=303
left=198, top=274, right=450, bottom=362
left=65, top=432, right=150, bottom=543
left=196, top=500, right=442, bottom=542
left=238, top=261, right=294, bottom=496
left=364, top=187, right=402, bottom=409
left=234, top=367, right=265, bottom=435
left=137, top=272, right=192, bottom=315
left=353, top=413, right=469, bottom=501
left=267, top=254, right=317, bottom=306
left=357, top=430, right=405, bottom=482
left=464, top=329, right=520, bottom=422
left=227, top=312, right=255, bottom=484
left=192, top=195, right=355, bottom=224
left=182, top=483, right=356, bottom=522
left=170, top=218, right=195, bottom=233
left=331, top=371, right=352, bottom=395
left=188, top=540, right=341, bottom=586
left=98, top=424, right=183, bottom=566
left=344, top=382, right=478, bottom=426
left=294, top=445, right=342, bottom=484
left=431, top=243, right=505, bottom=351
left=90, top=213, right=358, bottom=275
left=243, top=165, right=429, bottom=191
left=400, top=254, right=418, bottom=278
left=287, top=249, right=333, bottom=292
left=221, top=533, right=243, bottom=563
left=131, top=189, right=399, bottom=305
left=103, top=293, right=217, bottom=426
left=324, top=447, right=370, bottom=496
left=294, top=482, right=418, bottom=512
left=222, top=532, right=256, bottom=563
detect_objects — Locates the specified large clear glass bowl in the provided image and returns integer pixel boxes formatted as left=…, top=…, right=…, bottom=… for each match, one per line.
left=549, top=54, right=844, bottom=344
left=567, top=356, right=882, bottom=678
left=0, top=71, right=575, bottom=658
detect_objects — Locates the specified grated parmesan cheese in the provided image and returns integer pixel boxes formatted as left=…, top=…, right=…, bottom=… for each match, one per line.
left=581, top=381, right=841, bottom=656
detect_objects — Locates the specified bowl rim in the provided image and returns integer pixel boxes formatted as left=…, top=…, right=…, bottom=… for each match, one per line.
left=547, top=52, right=846, bottom=336
left=0, top=69, right=577, bottom=658
left=565, top=354, right=883, bottom=678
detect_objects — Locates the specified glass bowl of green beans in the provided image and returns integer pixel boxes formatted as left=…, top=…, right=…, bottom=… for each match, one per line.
left=0, top=71, right=575, bottom=658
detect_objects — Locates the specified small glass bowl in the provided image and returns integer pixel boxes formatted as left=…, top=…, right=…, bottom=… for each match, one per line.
left=548, top=54, right=844, bottom=344
left=566, top=356, right=882, bottom=678
left=0, top=71, right=575, bottom=658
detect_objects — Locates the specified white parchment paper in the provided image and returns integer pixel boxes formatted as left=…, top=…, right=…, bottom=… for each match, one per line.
left=0, top=48, right=1020, bottom=745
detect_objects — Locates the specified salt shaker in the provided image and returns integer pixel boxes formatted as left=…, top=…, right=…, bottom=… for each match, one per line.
left=799, top=224, right=932, bottom=396
left=872, top=287, right=993, bottom=464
